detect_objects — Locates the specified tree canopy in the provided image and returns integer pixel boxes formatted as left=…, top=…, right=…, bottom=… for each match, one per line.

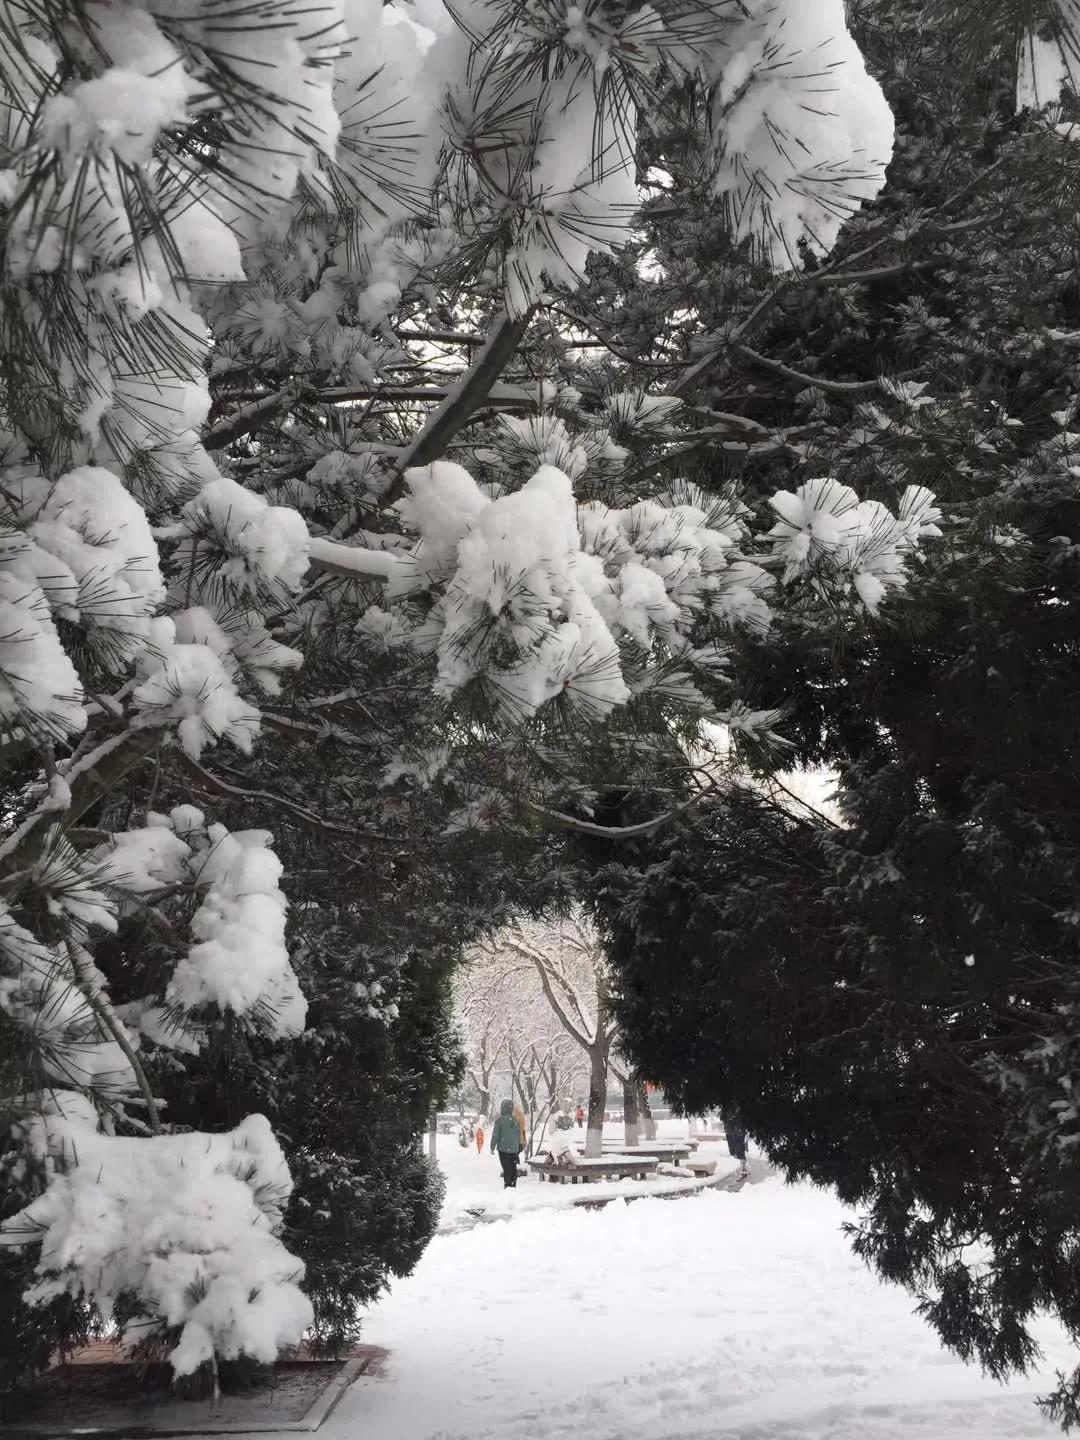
left=1, top=0, right=1078, bottom=1406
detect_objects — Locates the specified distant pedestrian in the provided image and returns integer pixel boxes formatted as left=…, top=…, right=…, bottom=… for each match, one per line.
left=475, top=1121, right=485, bottom=1155
left=575, top=1104, right=585, bottom=1129
left=490, top=1098, right=523, bottom=1188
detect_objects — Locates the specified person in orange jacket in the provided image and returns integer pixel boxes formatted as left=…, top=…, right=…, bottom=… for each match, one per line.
left=513, top=1104, right=527, bottom=1152
left=475, top=1120, right=485, bottom=1154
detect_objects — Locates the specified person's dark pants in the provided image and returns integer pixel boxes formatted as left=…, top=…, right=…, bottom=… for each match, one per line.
left=499, top=1150, right=519, bottom=1188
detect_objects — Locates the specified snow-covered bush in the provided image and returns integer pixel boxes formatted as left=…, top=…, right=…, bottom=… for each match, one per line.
left=0, top=1107, right=309, bottom=1377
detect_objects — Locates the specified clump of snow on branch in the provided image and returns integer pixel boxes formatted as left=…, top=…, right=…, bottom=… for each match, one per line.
left=171, top=606, right=303, bottom=698
left=169, top=823, right=306, bottom=1038
left=94, top=819, right=192, bottom=898
left=386, top=458, right=933, bottom=721
left=397, top=463, right=630, bottom=719
left=338, top=0, right=894, bottom=316
left=16, top=466, right=165, bottom=639
left=37, top=20, right=189, bottom=167
left=0, top=574, right=86, bottom=744
left=700, top=0, right=895, bottom=267
left=91, top=807, right=306, bottom=1040
left=0, top=905, right=135, bottom=1096
left=768, top=479, right=942, bottom=612
left=131, top=623, right=260, bottom=761
left=162, top=478, right=310, bottom=595
left=0, top=1109, right=311, bottom=1377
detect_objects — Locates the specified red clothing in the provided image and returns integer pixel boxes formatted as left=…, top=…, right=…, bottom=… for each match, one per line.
left=475, top=1127, right=485, bottom=1154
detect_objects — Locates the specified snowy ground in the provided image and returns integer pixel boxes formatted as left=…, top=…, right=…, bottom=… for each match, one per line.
left=327, top=1144, right=1075, bottom=1440
left=435, top=1119, right=741, bottom=1229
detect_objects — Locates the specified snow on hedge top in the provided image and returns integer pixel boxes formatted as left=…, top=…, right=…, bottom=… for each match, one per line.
left=0, top=1111, right=311, bottom=1378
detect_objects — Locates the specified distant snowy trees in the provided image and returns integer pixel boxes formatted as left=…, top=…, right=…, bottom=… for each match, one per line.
left=461, top=912, right=625, bottom=1156
left=0, top=0, right=950, bottom=1385
left=503, top=915, right=619, bottom=1158
left=455, top=932, right=590, bottom=1145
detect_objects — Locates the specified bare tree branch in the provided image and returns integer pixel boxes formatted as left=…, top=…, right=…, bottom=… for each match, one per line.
left=180, top=755, right=397, bottom=845
left=385, top=309, right=535, bottom=502
left=204, top=384, right=305, bottom=450
left=523, top=784, right=718, bottom=840
left=733, top=343, right=883, bottom=395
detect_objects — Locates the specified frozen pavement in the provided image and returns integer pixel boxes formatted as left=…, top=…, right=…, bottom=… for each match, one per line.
left=332, top=1176, right=1074, bottom=1440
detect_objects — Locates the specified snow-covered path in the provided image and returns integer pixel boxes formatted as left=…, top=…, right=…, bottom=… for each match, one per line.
left=336, top=1177, right=1074, bottom=1440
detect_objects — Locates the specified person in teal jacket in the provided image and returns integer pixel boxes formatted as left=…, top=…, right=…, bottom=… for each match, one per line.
left=490, top=1098, right=523, bottom=1188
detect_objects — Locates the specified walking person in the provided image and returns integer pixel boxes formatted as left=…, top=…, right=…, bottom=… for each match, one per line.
left=475, top=1119, right=485, bottom=1155
left=490, top=1099, right=523, bottom=1188
left=574, top=1103, right=584, bottom=1129
left=723, top=1106, right=749, bottom=1181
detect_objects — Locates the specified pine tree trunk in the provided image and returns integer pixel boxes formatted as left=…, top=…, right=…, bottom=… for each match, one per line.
left=623, top=1077, right=640, bottom=1146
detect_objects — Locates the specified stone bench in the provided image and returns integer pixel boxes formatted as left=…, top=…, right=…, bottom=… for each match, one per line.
left=599, top=1141, right=695, bottom=1164
left=686, top=1157, right=718, bottom=1177
left=528, top=1155, right=660, bottom=1185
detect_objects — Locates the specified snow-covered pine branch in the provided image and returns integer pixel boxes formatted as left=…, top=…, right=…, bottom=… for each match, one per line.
left=0, top=0, right=912, bottom=1379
